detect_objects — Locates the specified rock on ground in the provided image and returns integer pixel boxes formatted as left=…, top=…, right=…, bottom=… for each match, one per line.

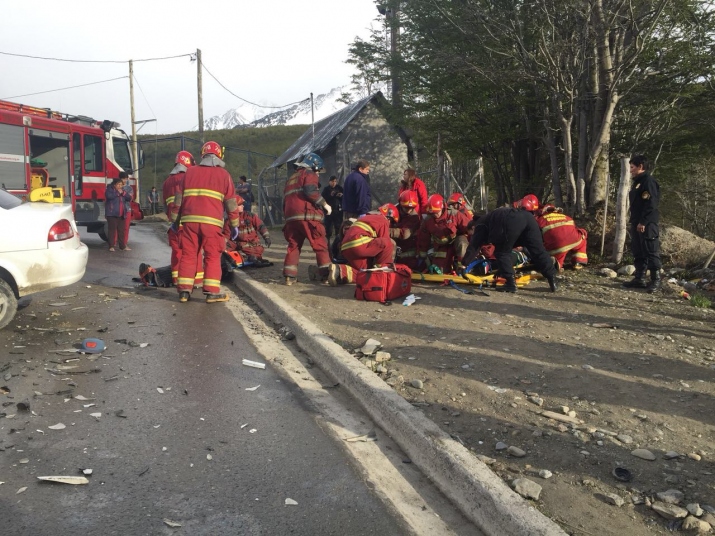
left=651, top=502, right=689, bottom=520
left=512, top=478, right=542, bottom=501
left=681, top=515, right=711, bottom=533
left=660, top=224, right=715, bottom=267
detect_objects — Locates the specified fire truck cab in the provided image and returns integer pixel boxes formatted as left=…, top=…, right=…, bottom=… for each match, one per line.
left=0, top=100, right=141, bottom=240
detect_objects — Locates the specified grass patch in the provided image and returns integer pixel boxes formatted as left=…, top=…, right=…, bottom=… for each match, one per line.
left=690, top=293, right=712, bottom=308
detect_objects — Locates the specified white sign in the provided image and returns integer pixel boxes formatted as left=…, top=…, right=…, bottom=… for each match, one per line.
left=0, top=153, right=25, bottom=164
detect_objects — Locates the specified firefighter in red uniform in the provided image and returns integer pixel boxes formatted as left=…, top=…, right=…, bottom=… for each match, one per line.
left=447, top=192, right=474, bottom=219
left=392, top=191, right=422, bottom=269
left=224, top=197, right=272, bottom=263
left=172, top=141, right=240, bottom=303
left=282, top=153, right=332, bottom=285
left=162, top=150, right=204, bottom=285
left=417, top=194, right=471, bottom=273
left=516, top=194, right=588, bottom=270
left=398, top=168, right=429, bottom=215
left=328, top=205, right=397, bottom=286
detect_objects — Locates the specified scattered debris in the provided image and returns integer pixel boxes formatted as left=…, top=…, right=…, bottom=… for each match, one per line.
left=359, top=338, right=382, bottom=355
left=90, top=413, right=102, bottom=419
left=512, top=478, right=542, bottom=500
left=163, top=519, right=182, bottom=528
left=345, top=430, right=378, bottom=442
left=82, top=469, right=93, bottom=475
left=16, top=487, right=27, bottom=495
left=242, top=359, right=266, bottom=369
left=47, top=423, right=66, bottom=430
left=245, top=385, right=261, bottom=391
left=207, top=454, right=213, bottom=461
left=285, top=498, right=298, bottom=506
left=157, top=388, right=164, bottom=394
left=37, top=476, right=89, bottom=485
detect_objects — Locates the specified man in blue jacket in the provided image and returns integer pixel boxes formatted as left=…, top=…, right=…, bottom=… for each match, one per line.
left=342, top=160, right=371, bottom=219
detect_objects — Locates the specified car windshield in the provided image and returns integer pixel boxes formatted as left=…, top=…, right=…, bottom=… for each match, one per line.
left=0, top=189, right=22, bottom=210
left=112, top=137, right=133, bottom=171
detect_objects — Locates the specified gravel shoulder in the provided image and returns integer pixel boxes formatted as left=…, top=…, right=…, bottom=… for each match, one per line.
left=249, top=233, right=715, bottom=536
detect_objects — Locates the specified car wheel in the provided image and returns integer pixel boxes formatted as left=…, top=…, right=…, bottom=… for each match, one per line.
left=98, top=222, right=109, bottom=242
left=0, top=279, right=19, bottom=330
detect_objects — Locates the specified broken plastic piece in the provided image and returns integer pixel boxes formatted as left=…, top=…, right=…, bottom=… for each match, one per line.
left=37, top=476, right=89, bottom=485
left=163, top=519, right=182, bottom=528
left=245, top=385, right=261, bottom=391
left=242, top=359, right=266, bottom=370
left=285, top=498, right=298, bottom=505
left=80, top=338, right=105, bottom=354
left=82, top=469, right=93, bottom=475
left=48, top=423, right=66, bottom=430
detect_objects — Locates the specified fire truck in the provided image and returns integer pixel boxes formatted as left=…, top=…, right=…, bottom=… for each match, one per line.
left=0, top=99, right=142, bottom=240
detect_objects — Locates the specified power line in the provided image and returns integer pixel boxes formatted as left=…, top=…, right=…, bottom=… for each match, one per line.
left=132, top=74, right=157, bottom=120
left=0, top=50, right=193, bottom=63
left=2, top=76, right=128, bottom=99
left=201, top=61, right=309, bottom=109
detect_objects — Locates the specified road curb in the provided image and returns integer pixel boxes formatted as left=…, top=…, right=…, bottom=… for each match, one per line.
left=232, top=270, right=566, bottom=536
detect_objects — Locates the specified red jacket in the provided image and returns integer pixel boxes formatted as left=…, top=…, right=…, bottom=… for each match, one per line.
left=174, top=165, right=239, bottom=228
left=341, top=213, right=389, bottom=252
left=418, top=208, right=471, bottom=252
left=236, top=212, right=268, bottom=244
left=398, top=177, right=429, bottom=215
left=535, top=211, right=586, bottom=253
left=283, top=168, right=326, bottom=222
left=162, top=172, right=184, bottom=220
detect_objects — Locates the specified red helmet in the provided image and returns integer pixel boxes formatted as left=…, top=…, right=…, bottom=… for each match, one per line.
left=379, top=203, right=400, bottom=224
left=448, top=192, right=466, bottom=208
left=519, top=194, right=539, bottom=212
left=201, top=141, right=223, bottom=159
left=399, top=190, right=418, bottom=209
left=175, top=150, right=195, bottom=167
left=426, top=194, right=445, bottom=215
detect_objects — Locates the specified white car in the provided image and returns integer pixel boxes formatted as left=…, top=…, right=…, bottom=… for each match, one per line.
left=0, top=189, right=89, bottom=329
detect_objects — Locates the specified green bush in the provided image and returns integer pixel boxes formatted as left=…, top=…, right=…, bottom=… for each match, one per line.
left=690, top=293, right=712, bottom=308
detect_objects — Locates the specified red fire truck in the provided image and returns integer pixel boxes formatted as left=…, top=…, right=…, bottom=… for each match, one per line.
left=0, top=99, right=142, bottom=240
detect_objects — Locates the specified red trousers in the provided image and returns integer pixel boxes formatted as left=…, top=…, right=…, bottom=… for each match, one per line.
left=238, top=241, right=265, bottom=259
left=549, top=232, right=588, bottom=268
left=177, top=222, right=223, bottom=294
left=343, top=237, right=394, bottom=271
left=282, top=220, right=330, bottom=278
left=168, top=227, right=203, bottom=285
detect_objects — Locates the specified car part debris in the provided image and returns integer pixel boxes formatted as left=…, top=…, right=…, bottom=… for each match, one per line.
left=242, top=359, right=266, bottom=369
left=37, top=476, right=89, bottom=485
left=48, top=423, right=66, bottom=430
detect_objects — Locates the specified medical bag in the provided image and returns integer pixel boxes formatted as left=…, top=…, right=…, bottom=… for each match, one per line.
left=355, top=264, right=412, bottom=302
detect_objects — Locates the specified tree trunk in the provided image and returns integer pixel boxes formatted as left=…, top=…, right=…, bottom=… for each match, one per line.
left=612, top=157, right=630, bottom=263
left=558, top=109, right=578, bottom=211
left=544, top=110, right=563, bottom=207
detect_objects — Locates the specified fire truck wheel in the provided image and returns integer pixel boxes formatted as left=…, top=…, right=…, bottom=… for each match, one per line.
left=0, top=279, right=19, bottom=330
left=98, top=222, right=109, bottom=242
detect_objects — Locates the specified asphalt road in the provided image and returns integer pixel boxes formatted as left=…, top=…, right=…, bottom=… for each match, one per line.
left=0, top=223, right=407, bottom=535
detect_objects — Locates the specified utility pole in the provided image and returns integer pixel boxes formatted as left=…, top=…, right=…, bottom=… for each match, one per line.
left=128, top=60, right=139, bottom=181
left=310, top=92, right=315, bottom=147
left=197, top=48, right=204, bottom=143
left=378, top=1, right=401, bottom=109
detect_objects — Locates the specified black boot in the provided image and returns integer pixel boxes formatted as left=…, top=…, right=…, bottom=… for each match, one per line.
left=547, top=274, right=558, bottom=292
left=623, top=271, right=647, bottom=288
left=646, top=271, right=661, bottom=293
left=498, top=275, right=517, bottom=293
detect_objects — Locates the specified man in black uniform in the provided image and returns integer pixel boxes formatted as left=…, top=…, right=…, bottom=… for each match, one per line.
left=623, top=154, right=662, bottom=292
left=321, top=175, right=344, bottom=243
left=463, top=206, right=558, bottom=293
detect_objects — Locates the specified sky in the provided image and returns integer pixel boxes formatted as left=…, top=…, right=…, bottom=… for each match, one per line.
left=0, top=0, right=381, bottom=134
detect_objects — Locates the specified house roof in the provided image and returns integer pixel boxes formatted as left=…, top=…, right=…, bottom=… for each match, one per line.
left=270, top=92, right=406, bottom=168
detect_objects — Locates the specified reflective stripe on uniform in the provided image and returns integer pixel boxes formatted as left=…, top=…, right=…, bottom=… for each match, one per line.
left=548, top=238, right=583, bottom=255
left=398, top=249, right=417, bottom=257
left=177, top=277, right=195, bottom=286
left=165, top=195, right=175, bottom=204
left=342, top=236, right=374, bottom=250
left=203, top=278, right=221, bottom=287
left=432, top=251, right=448, bottom=258
left=352, top=221, right=377, bottom=237
left=572, top=252, right=588, bottom=261
left=181, top=215, right=224, bottom=227
left=542, top=220, right=575, bottom=233
left=285, top=214, right=324, bottom=222
left=183, top=188, right=225, bottom=201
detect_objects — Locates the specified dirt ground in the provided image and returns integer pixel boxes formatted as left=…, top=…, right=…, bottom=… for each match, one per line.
left=247, top=232, right=715, bottom=536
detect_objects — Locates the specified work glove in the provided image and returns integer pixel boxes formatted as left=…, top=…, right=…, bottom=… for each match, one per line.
left=263, top=235, right=272, bottom=248
left=323, top=204, right=332, bottom=216
left=230, top=227, right=240, bottom=240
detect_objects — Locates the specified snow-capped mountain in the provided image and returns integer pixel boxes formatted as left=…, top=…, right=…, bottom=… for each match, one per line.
left=202, top=86, right=366, bottom=130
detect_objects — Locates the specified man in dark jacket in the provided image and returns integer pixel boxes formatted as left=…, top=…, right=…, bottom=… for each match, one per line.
left=623, top=154, right=662, bottom=292
left=342, top=160, right=371, bottom=219
left=321, top=176, right=344, bottom=243
left=463, top=207, right=558, bottom=293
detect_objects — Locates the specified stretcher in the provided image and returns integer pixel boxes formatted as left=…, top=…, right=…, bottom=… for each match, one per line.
left=411, top=271, right=541, bottom=288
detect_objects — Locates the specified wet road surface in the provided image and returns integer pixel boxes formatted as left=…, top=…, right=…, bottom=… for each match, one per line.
left=0, top=223, right=407, bottom=535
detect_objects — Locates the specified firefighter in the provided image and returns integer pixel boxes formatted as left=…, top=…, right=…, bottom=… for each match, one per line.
left=392, top=190, right=422, bottom=269
left=227, top=197, right=272, bottom=264
left=398, top=168, right=428, bottom=215
left=516, top=195, right=588, bottom=270
left=417, top=194, right=471, bottom=274
left=463, top=206, right=558, bottom=293
left=282, top=152, right=332, bottom=285
left=172, top=141, right=240, bottom=303
left=623, top=154, right=662, bottom=292
left=163, top=150, right=203, bottom=285
left=329, top=204, right=397, bottom=286
left=447, top=192, right=474, bottom=219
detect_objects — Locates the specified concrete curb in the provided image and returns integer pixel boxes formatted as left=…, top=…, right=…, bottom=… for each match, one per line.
left=232, top=270, right=567, bottom=536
